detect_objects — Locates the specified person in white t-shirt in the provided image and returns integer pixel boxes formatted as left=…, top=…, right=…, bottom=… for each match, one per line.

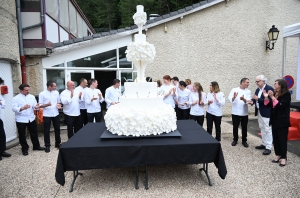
left=177, top=81, right=191, bottom=120
left=75, top=78, right=88, bottom=126
left=161, top=75, right=177, bottom=109
left=228, top=78, right=252, bottom=148
left=85, top=79, right=104, bottom=122
left=206, top=81, right=225, bottom=141
left=60, top=81, right=82, bottom=139
left=189, top=82, right=207, bottom=126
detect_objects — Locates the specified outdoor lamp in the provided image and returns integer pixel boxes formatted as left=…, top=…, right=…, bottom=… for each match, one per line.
left=266, top=25, right=279, bottom=50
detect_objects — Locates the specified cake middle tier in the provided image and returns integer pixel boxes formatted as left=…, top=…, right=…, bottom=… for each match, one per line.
left=124, top=82, right=157, bottom=97
left=120, top=96, right=164, bottom=109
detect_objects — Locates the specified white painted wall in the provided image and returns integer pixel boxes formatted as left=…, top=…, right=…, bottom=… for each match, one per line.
left=42, top=35, right=132, bottom=67
left=59, top=27, right=69, bottom=42
left=45, top=15, right=59, bottom=43
left=21, top=12, right=42, bottom=39
left=0, top=61, right=17, bottom=142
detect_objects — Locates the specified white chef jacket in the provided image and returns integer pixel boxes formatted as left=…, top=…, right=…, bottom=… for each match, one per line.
left=39, top=90, right=60, bottom=117
left=177, top=88, right=191, bottom=109
left=105, top=86, right=121, bottom=109
left=206, top=92, right=225, bottom=116
left=60, top=89, right=81, bottom=116
left=85, top=88, right=104, bottom=113
left=228, top=87, right=252, bottom=116
left=161, top=84, right=178, bottom=108
left=189, top=92, right=207, bottom=116
left=12, top=93, right=38, bottom=123
left=75, top=86, right=87, bottom=109
left=0, top=95, right=6, bottom=119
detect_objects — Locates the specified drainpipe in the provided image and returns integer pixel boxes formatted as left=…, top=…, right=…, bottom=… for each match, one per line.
left=16, top=0, right=45, bottom=84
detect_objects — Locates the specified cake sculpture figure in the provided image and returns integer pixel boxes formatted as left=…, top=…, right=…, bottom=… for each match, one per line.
left=104, top=5, right=177, bottom=137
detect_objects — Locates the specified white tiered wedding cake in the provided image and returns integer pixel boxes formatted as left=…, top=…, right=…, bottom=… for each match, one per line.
left=104, top=5, right=177, bottom=137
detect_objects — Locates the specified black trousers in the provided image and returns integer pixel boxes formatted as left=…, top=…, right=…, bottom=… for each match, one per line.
left=190, top=115, right=204, bottom=127
left=232, top=114, right=248, bottom=142
left=177, top=108, right=190, bottom=120
left=0, top=119, right=6, bottom=155
left=87, top=112, right=102, bottom=123
left=206, top=112, right=222, bottom=141
left=64, top=114, right=81, bottom=139
left=80, top=109, right=88, bottom=126
left=272, top=127, right=288, bottom=159
left=16, top=120, right=41, bottom=152
left=43, top=115, right=61, bottom=147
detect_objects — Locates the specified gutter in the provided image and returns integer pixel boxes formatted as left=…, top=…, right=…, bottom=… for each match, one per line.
left=16, top=0, right=45, bottom=84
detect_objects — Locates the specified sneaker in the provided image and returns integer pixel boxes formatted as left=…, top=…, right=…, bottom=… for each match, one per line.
left=242, top=142, right=249, bottom=148
left=231, top=141, right=237, bottom=146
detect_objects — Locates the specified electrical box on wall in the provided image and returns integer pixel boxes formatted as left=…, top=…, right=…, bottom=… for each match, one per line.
left=0, top=85, right=8, bottom=95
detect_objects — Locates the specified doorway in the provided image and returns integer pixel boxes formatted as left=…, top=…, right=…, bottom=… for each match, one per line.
left=94, top=70, right=116, bottom=111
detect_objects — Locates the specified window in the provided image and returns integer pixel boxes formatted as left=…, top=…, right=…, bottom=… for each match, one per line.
left=67, top=49, right=117, bottom=68
left=119, top=46, right=132, bottom=68
left=51, top=63, right=64, bottom=67
left=46, top=69, right=65, bottom=93
left=59, top=0, right=69, bottom=31
left=69, top=2, right=77, bottom=37
left=21, top=0, right=40, bottom=11
left=45, top=0, right=58, bottom=21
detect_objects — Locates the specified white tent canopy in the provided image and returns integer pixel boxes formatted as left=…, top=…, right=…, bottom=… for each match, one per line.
left=281, top=22, right=300, bottom=99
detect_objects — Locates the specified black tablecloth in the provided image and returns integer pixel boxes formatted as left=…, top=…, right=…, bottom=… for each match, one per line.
left=291, top=102, right=300, bottom=110
left=55, top=120, right=227, bottom=186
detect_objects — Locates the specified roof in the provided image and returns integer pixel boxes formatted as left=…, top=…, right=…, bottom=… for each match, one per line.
left=51, top=0, right=224, bottom=53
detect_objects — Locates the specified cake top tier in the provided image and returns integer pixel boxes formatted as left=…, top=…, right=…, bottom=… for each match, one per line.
left=134, top=34, right=146, bottom=43
left=123, top=82, right=157, bottom=97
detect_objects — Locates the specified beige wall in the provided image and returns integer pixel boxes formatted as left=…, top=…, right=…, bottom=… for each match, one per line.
left=26, top=57, right=44, bottom=96
left=145, top=0, right=300, bottom=115
left=0, top=1, right=21, bottom=94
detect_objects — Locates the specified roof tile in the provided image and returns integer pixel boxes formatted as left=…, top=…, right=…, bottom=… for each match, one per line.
left=92, top=33, right=101, bottom=38
left=53, top=42, right=63, bottom=48
left=200, top=1, right=208, bottom=5
left=178, top=9, right=186, bottom=14
left=110, top=30, right=118, bottom=34
left=63, top=40, right=74, bottom=45
left=73, top=38, right=83, bottom=43
left=101, top=32, right=110, bottom=36
left=192, top=3, right=201, bottom=9
left=162, top=14, right=171, bottom=19
left=154, top=16, right=162, bottom=22
left=207, top=0, right=215, bottom=2
left=185, top=6, right=193, bottom=11
left=146, top=19, right=155, bottom=24
left=117, top=28, right=125, bottom=33
left=125, top=27, right=132, bottom=30
left=83, top=36, right=92, bottom=41
left=130, top=25, right=138, bottom=29
left=170, top=11, right=178, bottom=17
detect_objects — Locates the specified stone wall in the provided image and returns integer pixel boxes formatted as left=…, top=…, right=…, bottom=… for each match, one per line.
left=145, top=0, right=300, bottom=115
left=26, top=57, right=44, bottom=96
left=0, top=1, right=21, bottom=94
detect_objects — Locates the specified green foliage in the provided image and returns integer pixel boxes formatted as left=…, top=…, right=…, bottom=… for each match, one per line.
left=76, top=0, right=205, bottom=31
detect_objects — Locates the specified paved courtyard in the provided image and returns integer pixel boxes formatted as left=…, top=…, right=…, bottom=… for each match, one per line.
left=1, top=116, right=300, bottom=197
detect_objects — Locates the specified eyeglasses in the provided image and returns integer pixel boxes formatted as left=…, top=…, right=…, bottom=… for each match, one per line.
left=255, top=80, right=261, bottom=83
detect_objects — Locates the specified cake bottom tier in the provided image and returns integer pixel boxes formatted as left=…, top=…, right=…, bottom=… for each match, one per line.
left=104, top=104, right=177, bottom=136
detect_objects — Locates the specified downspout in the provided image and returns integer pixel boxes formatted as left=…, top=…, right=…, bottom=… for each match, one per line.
left=16, top=0, right=45, bottom=84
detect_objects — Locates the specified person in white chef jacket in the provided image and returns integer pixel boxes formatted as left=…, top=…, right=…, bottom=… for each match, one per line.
left=206, top=81, right=225, bottom=141
left=228, top=78, right=252, bottom=148
left=105, top=79, right=121, bottom=109
left=188, top=82, right=207, bottom=126
left=75, top=78, right=88, bottom=126
left=85, top=79, right=104, bottom=123
left=177, top=81, right=191, bottom=120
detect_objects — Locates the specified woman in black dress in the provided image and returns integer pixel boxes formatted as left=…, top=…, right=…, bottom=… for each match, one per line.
left=263, top=79, right=291, bottom=167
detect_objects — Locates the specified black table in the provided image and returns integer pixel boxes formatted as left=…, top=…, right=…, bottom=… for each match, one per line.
left=291, top=102, right=300, bottom=110
left=55, top=120, right=227, bottom=191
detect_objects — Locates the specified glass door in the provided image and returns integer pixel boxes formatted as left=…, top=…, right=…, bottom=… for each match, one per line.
left=118, top=70, right=137, bottom=94
left=67, top=70, right=94, bottom=87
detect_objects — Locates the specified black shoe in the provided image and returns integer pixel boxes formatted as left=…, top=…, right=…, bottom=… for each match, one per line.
left=279, top=159, right=287, bottom=167
left=263, top=149, right=271, bottom=155
left=242, top=142, right=249, bottom=148
left=2, top=152, right=11, bottom=157
left=255, top=145, right=266, bottom=150
left=45, top=146, right=50, bottom=153
left=272, top=156, right=281, bottom=163
left=33, top=146, right=45, bottom=151
left=55, top=144, right=61, bottom=148
left=0, top=156, right=2, bottom=160
left=231, top=141, right=237, bottom=146
left=22, top=151, right=28, bottom=156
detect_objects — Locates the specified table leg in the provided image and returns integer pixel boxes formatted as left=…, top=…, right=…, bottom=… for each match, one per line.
left=135, top=167, right=139, bottom=189
left=69, top=170, right=83, bottom=192
left=199, top=163, right=212, bottom=186
left=145, top=165, right=149, bottom=190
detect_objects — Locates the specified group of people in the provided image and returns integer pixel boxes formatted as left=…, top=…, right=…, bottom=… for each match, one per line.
left=156, top=75, right=290, bottom=167
left=0, top=74, right=291, bottom=167
left=0, top=78, right=122, bottom=157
